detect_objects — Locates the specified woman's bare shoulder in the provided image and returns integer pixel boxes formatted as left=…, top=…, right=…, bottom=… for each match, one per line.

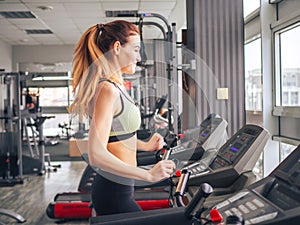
left=97, top=80, right=119, bottom=100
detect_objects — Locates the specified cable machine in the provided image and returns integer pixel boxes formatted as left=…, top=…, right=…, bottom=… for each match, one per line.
left=152, top=13, right=176, bottom=133
left=139, top=12, right=178, bottom=134
left=0, top=72, right=24, bottom=185
left=0, top=72, right=26, bottom=223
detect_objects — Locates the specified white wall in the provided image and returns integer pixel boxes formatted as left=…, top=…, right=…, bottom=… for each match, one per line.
left=169, top=0, right=186, bottom=32
left=12, top=45, right=75, bottom=72
left=0, top=40, right=12, bottom=72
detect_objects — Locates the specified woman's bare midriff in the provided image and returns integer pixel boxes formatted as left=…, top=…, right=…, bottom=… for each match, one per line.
left=107, top=135, right=137, bottom=166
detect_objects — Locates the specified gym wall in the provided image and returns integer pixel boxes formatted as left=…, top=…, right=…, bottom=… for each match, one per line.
left=0, top=40, right=13, bottom=121
left=0, top=40, right=12, bottom=72
left=12, top=45, right=74, bottom=72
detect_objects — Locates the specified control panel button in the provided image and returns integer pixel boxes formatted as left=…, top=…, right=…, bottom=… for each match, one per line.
left=230, top=207, right=242, bottom=217
left=241, top=136, right=247, bottom=141
left=249, top=212, right=278, bottom=224
left=210, top=209, right=223, bottom=223
left=252, top=198, right=265, bottom=208
left=224, top=210, right=232, bottom=216
left=245, top=202, right=257, bottom=211
left=238, top=204, right=250, bottom=214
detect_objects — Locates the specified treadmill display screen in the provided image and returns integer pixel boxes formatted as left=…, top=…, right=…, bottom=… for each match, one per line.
left=200, top=130, right=209, bottom=137
left=210, top=128, right=259, bottom=169
left=264, top=157, right=300, bottom=210
left=265, top=181, right=300, bottom=210
left=230, top=142, right=242, bottom=152
left=219, top=138, right=248, bottom=163
left=197, top=118, right=222, bottom=144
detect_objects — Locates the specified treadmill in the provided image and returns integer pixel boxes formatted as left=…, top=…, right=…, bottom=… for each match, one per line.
left=201, top=144, right=300, bottom=224
left=89, top=145, right=300, bottom=225
left=136, top=124, right=269, bottom=202
left=89, top=124, right=271, bottom=224
left=46, top=114, right=228, bottom=220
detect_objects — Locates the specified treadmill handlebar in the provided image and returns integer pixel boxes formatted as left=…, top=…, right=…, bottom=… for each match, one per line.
left=161, top=147, right=172, bottom=160
left=174, top=169, right=191, bottom=207
left=184, top=183, right=213, bottom=219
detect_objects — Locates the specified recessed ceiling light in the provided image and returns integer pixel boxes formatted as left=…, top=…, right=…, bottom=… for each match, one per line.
left=25, top=29, right=53, bottom=34
left=20, top=38, right=29, bottom=42
left=105, top=10, right=139, bottom=17
left=36, top=6, right=54, bottom=11
left=0, top=11, right=36, bottom=19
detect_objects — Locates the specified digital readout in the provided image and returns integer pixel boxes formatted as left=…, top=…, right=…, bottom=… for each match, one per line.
left=201, top=132, right=208, bottom=137
left=230, top=142, right=243, bottom=152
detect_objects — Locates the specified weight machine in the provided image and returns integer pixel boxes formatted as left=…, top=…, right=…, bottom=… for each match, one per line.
left=0, top=72, right=24, bottom=185
left=0, top=72, right=26, bottom=223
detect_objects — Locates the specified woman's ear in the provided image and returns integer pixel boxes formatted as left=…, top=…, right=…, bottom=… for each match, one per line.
left=113, top=41, right=121, bottom=55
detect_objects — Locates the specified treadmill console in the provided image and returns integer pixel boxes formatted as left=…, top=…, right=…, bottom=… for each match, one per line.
left=170, top=114, right=228, bottom=161
left=198, top=114, right=226, bottom=145
left=210, top=125, right=262, bottom=170
left=204, top=145, right=300, bottom=225
left=186, top=125, right=269, bottom=187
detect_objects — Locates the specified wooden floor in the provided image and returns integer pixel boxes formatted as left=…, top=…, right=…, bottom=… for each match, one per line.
left=0, top=161, right=90, bottom=225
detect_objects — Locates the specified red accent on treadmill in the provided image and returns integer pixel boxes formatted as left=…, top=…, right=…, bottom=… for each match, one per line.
left=241, top=136, right=247, bottom=141
left=47, top=198, right=170, bottom=220
left=137, top=199, right=170, bottom=210
left=209, top=208, right=223, bottom=222
left=54, top=202, right=92, bottom=219
left=175, top=170, right=182, bottom=177
left=177, top=133, right=185, bottom=139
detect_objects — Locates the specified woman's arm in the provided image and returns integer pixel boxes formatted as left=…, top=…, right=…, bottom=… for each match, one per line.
left=137, top=133, right=166, bottom=152
left=88, top=82, right=174, bottom=182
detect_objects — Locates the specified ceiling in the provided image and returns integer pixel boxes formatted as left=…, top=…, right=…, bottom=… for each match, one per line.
left=0, top=0, right=182, bottom=46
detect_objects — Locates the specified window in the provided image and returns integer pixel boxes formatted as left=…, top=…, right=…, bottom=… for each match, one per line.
left=25, top=86, right=74, bottom=136
left=244, top=38, right=262, bottom=111
left=282, top=92, right=288, bottom=105
left=279, top=142, right=297, bottom=162
left=273, top=21, right=300, bottom=169
left=38, top=87, right=71, bottom=107
left=43, top=113, right=72, bottom=138
left=291, top=92, right=298, bottom=105
left=275, top=24, right=300, bottom=106
left=243, top=0, right=260, bottom=18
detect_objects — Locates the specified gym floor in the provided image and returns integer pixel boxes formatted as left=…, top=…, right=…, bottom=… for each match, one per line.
left=0, top=161, right=89, bottom=225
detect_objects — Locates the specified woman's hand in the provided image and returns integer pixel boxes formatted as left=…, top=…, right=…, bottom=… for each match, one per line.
left=145, top=133, right=166, bottom=151
left=147, top=160, right=176, bottom=182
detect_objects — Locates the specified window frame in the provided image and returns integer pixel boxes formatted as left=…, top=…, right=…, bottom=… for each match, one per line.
left=272, top=15, right=300, bottom=118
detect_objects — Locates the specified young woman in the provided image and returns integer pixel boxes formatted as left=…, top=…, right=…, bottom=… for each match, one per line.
left=69, top=20, right=175, bottom=215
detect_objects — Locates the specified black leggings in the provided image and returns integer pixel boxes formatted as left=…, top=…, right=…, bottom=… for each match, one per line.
left=91, top=173, right=142, bottom=215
